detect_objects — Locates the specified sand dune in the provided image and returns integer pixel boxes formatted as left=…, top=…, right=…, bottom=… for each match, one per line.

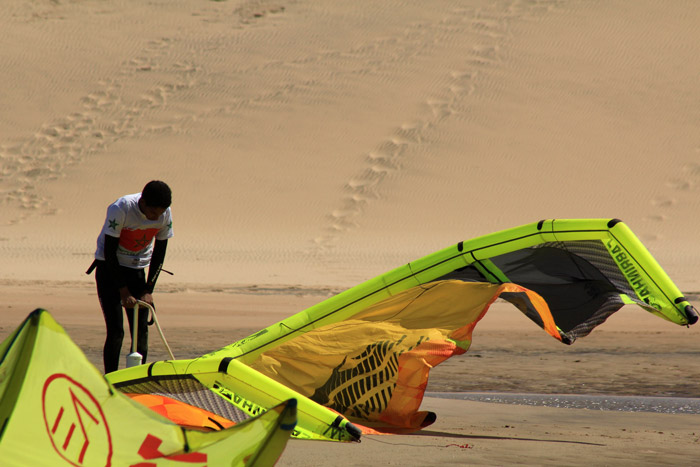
left=2, top=0, right=698, bottom=289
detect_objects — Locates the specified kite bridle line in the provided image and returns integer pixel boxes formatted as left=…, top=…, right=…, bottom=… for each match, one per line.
left=131, top=300, right=175, bottom=362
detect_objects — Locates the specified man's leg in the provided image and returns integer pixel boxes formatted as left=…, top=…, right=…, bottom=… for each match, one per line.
left=96, top=264, right=124, bottom=373
left=125, top=268, right=149, bottom=363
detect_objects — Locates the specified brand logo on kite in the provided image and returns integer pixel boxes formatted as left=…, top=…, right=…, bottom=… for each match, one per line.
left=130, top=434, right=207, bottom=467
left=42, top=373, right=113, bottom=467
left=212, top=382, right=264, bottom=417
left=606, top=241, right=657, bottom=307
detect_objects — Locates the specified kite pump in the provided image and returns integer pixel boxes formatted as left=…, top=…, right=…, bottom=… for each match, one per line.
left=126, top=300, right=175, bottom=368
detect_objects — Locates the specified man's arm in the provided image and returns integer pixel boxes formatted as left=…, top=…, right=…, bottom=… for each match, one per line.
left=141, top=239, right=168, bottom=304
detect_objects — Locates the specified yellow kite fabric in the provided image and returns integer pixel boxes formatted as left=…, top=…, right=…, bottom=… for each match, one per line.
left=0, top=309, right=296, bottom=466
left=248, top=281, right=558, bottom=431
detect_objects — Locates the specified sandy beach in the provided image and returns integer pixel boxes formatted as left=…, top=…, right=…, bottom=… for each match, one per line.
left=2, top=0, right=700, bottom=465
left=3, top=285, right=700, bottom=465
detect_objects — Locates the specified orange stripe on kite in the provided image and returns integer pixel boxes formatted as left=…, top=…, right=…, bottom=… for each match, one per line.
left=126, top=394, right=235, bottom=431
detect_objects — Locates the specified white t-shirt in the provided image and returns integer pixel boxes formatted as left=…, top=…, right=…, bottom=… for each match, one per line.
left=94, top=193, right=174, bottom=269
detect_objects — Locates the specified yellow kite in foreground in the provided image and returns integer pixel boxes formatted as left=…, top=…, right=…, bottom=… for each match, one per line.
left=0, top=309, right=296, bottom=466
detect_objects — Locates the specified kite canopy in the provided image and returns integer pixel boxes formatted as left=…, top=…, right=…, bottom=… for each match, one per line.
left=203, top=219, right=697, bottom=430
left=109, top=219, right=696, bottom=435
left=0, top=309, right=297, bottom=466
left=214, top=219, right=695, bottom=356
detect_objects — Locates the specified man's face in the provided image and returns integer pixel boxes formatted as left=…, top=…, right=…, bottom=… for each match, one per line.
left=139, top=199, right=166, bottom=220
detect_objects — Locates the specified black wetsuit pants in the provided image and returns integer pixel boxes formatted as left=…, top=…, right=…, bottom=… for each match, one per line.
left=95, top=261, right=149, bottom=373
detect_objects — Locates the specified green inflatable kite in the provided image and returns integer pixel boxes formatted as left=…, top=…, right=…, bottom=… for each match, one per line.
left=107, top=219, right=696, bottom=435
left=0, top=309, right=297, bottom=466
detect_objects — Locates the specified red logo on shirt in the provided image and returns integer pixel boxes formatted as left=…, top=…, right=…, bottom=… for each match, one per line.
left=119, top=228, right=159, bottom=252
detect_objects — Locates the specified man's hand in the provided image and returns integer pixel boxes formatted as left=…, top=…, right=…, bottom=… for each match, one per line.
left=140, top=292, right=154, bottom=305
left=119, top=287, right=138, bottom=309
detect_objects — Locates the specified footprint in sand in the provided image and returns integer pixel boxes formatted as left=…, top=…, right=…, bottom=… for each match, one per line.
left=0, top=35, right=200, bottom=225
left=650, top=196, right=675, bottom=208
left=645, top=214, right=666, bottom=222
left=313, top=68, right=488, bottom=251
left=311, top=16, right=509, bottom=252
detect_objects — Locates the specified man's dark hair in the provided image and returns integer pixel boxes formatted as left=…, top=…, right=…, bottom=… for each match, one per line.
left=141, top=180, right=172, bottom=208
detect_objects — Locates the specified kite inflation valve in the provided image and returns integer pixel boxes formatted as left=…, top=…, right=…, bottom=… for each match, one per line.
left=685, top=305, right=699, bottom=325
